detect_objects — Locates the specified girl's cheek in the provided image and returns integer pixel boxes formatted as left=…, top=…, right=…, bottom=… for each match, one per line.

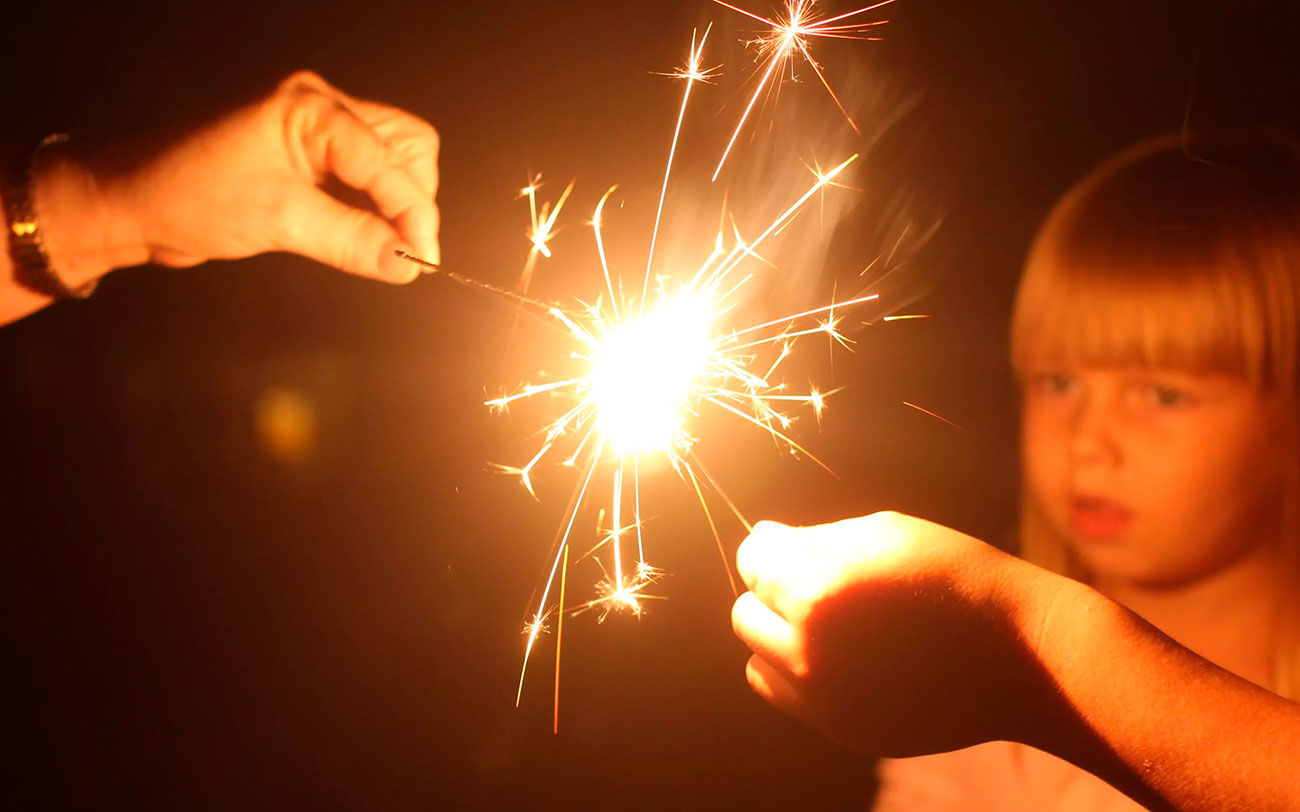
left=1023, top=409, right=1068, bottom=457
left=1021, top=432, right=1063, bottom=496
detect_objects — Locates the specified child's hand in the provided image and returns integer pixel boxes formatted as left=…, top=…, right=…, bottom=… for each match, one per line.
left=732, top=512, right=1060, bottom=757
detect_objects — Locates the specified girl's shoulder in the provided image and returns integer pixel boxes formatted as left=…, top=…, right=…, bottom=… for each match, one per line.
left=873, top=741, right=1150, bottom=812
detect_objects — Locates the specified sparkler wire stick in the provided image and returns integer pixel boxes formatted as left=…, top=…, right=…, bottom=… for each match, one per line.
left=395, top=250, right=559, bottom=312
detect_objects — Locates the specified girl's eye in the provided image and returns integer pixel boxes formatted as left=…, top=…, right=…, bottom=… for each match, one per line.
left=1033, top=372, right=1076, bottom=395
left=1146, top=384, right=1192, bottom=408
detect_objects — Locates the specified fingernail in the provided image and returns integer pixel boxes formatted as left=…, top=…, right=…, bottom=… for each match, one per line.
left=422, top=238, right=441, bottom=269
left=385, top=243, right=420, bottom=283
left=403, top=234, right=439, bottom=271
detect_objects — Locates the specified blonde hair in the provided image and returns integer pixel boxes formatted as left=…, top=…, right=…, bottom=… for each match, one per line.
left=1010, top=132, right=1300, bottom=699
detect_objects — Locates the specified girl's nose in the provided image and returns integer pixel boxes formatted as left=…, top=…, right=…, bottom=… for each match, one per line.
left=1068, top=394, right=1121, bottom=467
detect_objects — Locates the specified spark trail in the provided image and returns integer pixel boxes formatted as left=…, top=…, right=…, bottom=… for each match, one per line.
left=710, top=0, right=895, bottom=179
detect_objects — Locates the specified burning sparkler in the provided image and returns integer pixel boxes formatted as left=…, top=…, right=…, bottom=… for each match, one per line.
left=490, top=20, right=889, bottom=720
left=490, top=155, right=879, bottom=716
left=403, top=4, right=900, bottom=731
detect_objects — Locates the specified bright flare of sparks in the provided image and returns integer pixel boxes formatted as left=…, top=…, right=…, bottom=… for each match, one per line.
left=480, top=19, right=889, bottom=720
left=710, top=0, right=895, bottom=179
left=590, top=293, right=713, bottom=454
left=493, top=153, right=879, bottom=708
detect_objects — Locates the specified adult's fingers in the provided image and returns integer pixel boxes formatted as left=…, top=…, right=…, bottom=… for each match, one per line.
left=273, top=183, right=418, bottom=283
left=334, top=99, right=439, bottom=266
left=745, top=654, right=805, bottom=717
left=732, top=591, right=805, bottom=677
left=343, top=97, right=439, bottom=201
left=392, top=204, right=440, bottom=268
left=305, top=103, right=440, bottom=264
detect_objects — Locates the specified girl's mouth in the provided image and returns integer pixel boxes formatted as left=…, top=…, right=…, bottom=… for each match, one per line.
left=1069, top=495, right=1134, bottom=539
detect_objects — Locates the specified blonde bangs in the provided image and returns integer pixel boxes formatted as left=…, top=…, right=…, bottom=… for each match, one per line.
left=1012, top=242, right=1273, bottom=385
left=1010, top=131, right=1300, bottom=390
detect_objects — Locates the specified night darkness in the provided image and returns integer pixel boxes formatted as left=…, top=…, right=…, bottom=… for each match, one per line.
left=2, top=1, right=1298, bottom=809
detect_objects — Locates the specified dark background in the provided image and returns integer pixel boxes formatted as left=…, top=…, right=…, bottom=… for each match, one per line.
left=2, top=1, right=1298, bottom=809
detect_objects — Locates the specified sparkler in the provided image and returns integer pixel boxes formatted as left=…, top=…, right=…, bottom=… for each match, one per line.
left=403, top=4, right=899, bottom=730
left=489, top=155, right=880, bottom=716
left=490, top=20, right=889, bottom=721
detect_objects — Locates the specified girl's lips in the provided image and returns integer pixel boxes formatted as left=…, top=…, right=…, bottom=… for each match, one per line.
left=1069, top=495, right=1134, bottom=539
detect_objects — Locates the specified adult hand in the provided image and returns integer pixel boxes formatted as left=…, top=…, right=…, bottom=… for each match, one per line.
left=731, top=512, right=1063, bottom=757
left=40, top=70, right=439, bottom=289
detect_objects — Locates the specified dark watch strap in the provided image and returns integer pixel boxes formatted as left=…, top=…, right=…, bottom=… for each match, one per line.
left=5, top=133, right=98, bottom=300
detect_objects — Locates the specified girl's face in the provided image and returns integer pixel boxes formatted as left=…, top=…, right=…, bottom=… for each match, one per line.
left=1021, top=365, right=1282, bottom=588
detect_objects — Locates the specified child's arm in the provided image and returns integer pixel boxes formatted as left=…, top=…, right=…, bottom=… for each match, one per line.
left=731, top=513, right=1300, bottom=812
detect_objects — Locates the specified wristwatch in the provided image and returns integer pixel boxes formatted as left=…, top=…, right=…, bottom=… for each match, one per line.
left=5, top=133, right=98, bottom=299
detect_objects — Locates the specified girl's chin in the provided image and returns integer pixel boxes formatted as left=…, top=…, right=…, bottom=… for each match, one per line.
left=1070, top=545, right=1206, bottom=593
